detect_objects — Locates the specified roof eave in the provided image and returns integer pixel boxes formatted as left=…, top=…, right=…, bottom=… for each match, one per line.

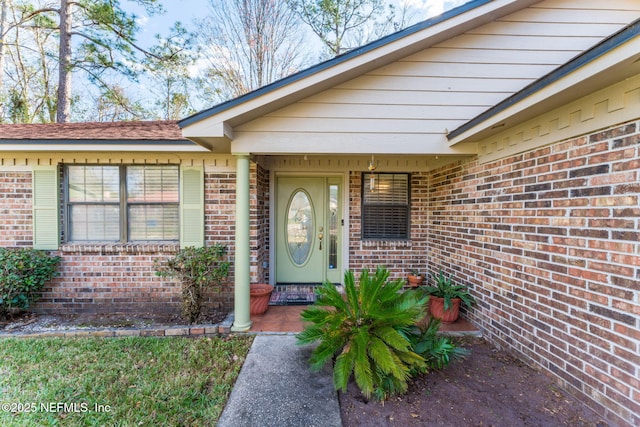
left=0, top=139, right=209, bottom=152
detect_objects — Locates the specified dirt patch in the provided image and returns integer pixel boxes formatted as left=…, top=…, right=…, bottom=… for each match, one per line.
left=0, top=310, right=229, bottom=334
left=340, top=338, right=608, bottom=427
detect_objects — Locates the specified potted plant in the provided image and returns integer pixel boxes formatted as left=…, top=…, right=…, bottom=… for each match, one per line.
left=250, top=283, right=274, bottom=315
left=407, top=270, right=424, bottom=288
left=423, top=270, right=475, bottom=323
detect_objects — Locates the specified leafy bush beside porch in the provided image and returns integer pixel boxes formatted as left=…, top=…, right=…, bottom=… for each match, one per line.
left=155, top=245, right=230, bottom=324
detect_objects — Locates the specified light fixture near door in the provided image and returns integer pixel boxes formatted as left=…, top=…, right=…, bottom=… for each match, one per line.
left=368, top=155, right=377, bottom=189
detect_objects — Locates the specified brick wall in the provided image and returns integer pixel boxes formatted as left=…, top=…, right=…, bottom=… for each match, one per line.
left=348, top=171, right=429, bottom=281
left=40, top=244, right=183, bottom=315
left=0, top=163, right=267, bottom=316
left=202, top=171, right=237, bottom=312
left=21, top=169, right=242, bottom=316
left=0, top=171, right=32, bottom=247
left=428, top=120, right=640, bottom=426
left=251, top=163, right=270, bottom=283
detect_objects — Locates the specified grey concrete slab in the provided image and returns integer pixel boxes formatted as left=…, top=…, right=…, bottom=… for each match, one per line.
left=218, top=334, right=342, bottom=427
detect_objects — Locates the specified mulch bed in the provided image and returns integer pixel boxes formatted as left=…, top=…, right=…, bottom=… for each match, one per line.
left=340, top=338, right=609, bottom=427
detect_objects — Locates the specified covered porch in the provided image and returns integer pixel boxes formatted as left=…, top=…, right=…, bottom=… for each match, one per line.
left=249, top=305, right=481, bottom=335
left=226, top=153, right=474, bottom=331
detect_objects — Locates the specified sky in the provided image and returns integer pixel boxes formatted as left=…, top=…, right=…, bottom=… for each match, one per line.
left=117, top=0, right=469, bottom=114
left=130, top=0, right=469, bottom=48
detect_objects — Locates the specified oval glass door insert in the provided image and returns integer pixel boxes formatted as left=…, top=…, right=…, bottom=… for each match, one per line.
left=286, top=190, right=314, bottom=265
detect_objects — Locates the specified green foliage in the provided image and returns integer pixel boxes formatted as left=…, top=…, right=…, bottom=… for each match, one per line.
left=0, top=248, right=60, bottom=319
left=287, top=0, right=386, bottom=55
left=8, top=89, right=30, bottom=123
left=144, top=22, right=197, bottom=120
left=297, top=267, right=428, bottom=400
left=402, top=317, right=470, bottom=375
left=155, top=245, right=230, bottom=324
left=424, top=270, right=476, bottom=311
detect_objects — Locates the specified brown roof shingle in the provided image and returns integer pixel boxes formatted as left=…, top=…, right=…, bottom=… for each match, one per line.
left=0, top=121, right=186, bottom=141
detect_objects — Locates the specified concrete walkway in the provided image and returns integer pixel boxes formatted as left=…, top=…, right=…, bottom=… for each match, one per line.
left=218, top=334, right=342, bottom=427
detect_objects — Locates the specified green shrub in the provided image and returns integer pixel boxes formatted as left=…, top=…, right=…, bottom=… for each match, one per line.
left=0, top=248, right=60, bottom=319
left=402, top=317, right=469, bottom=374
left=155, top=245, right=230, bottom=324
left=297, top=267, right=428, bottom=400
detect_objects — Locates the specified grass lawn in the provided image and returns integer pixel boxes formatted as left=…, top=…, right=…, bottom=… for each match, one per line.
left=0, top=336, right=253, bottom=426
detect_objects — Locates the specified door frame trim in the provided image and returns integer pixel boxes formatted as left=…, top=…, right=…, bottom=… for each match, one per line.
left=270, top=171, right=349, bottom=285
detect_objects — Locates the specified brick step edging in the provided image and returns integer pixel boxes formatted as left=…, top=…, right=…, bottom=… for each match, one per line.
left=0, top=314, right=234, bottom=339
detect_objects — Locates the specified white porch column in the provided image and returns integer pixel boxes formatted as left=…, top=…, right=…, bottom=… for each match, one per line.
left=232, top=154, right=252, bottom=331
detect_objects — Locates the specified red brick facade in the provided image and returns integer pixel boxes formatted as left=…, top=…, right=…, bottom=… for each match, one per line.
left=0, top=167, right=272, bottom=316
left=40, top=244, right=182, bottom=314
left=0, top=172, right=32, bottom=247
left=0, top=121, right=637, bottom=424
left=252, top=163, right=270, bottom=284
left=428, top=121, right=640, bottom=426
left=201, top=170, right=237, bottom=312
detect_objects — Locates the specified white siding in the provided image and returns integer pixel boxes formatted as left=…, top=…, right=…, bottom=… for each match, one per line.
left=232, top=0, right=640, bottom=154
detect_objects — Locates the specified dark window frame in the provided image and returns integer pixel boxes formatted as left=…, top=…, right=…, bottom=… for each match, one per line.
left=361, top=172, right=410, bottom=240
left=63, top=164, right=179, bottom=243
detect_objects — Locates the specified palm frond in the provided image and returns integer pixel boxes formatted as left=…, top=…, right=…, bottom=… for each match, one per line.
left=374, top=326, right=412, bottom=351
left=297, top=267, right=442, bottom=401
left=352, top=331, right=374, bottom=398
left=334, top=347, right=355, bottom=392
left=367, top=336, right=396, bottom=375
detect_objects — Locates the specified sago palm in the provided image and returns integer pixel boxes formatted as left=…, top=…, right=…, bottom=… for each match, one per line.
left=297, top=267, right=428, bottom=400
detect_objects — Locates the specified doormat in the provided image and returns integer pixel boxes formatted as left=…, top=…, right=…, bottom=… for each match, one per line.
left=269, top=284, right=319, bottom=306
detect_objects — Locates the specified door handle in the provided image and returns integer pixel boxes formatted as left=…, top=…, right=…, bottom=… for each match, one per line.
left=318, top=227, right=324, bottom=250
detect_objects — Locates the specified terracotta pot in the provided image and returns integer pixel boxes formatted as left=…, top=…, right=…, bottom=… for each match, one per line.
left=407, top=275, right=424, bottom=288
left=429, top=296, right=461, bottom=323
left=250, top=284, right=274, bottom=315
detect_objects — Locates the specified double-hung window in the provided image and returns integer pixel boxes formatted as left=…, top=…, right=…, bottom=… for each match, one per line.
left=65, top=165, right=179, bottom=242
left=362, top=173, right=410, bottom=240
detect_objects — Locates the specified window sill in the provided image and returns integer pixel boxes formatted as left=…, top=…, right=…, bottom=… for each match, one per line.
left=361, top=239, right=412, bottom=248
left=59, top=242, right=179, bottom=255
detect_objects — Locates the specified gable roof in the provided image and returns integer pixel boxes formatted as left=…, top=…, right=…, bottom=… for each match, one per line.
left=179, top=0, right=640, bottom=156
left=178, top=0, right=497, bottom=128
left=179, top=0, right=543, bottom=149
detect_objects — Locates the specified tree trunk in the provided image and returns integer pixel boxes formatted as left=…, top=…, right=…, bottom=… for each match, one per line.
left=0, top=0, right=8, bottom=94
left=56, top=0, right=72, bottom=123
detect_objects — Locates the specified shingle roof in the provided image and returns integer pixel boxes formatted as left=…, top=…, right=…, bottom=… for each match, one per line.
left=0, top=121, right=186, bottom=141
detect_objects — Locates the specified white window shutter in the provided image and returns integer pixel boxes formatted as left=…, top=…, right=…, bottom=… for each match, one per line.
left=180, top=165, right=204, bottom=248
left=32, top=165, right=59, bottom=250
